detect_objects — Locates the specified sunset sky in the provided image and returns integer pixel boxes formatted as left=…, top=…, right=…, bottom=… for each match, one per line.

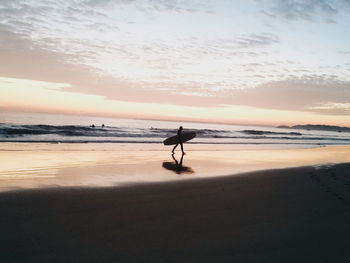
left=1, top=0, right=350, bottom=126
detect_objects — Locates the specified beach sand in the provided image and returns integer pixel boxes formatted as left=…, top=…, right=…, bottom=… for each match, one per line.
left=1, top=163, right=350, bottom=262
left=2, top=144, right=350, bottom=191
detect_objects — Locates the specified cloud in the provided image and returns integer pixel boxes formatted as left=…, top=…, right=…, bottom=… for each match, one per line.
left=308, top=102, right=350, bottom=115
left=1, top=21, right=350, bottom=115
left=82, top=0, right=211, bottom=13
left=0, top=0, right=281, bottom=95
left=226, top=33, right=279, bottom=48
left=1, top=19, right=348, bottom=115
left=1, top=0, right=349, bottom=119
left=259, top=0, right=350, bottom=22
left=220, top=75, right=350, bottom=115
left=338, top=50, right=350, bottom=55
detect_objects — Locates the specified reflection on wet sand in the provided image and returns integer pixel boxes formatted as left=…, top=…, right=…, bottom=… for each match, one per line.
left=1, top=144, right=350, bottom=192
left=162, top=153, right=194, bottom=174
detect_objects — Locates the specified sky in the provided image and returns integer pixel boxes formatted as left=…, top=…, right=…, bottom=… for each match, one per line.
left=0, top=0, right=350, bottom=126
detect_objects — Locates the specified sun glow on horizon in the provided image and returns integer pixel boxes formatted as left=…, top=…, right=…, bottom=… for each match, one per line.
left=1, top=77, right=350, bottom=127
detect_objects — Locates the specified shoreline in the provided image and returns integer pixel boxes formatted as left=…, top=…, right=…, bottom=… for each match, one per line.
left=1, top=145, right=350, bottom=192
left=0, top=161, right=347, bottom=194
left=1, top=163, right=350, bottom=262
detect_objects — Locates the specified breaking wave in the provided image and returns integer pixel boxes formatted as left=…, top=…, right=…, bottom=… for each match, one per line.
left=1, top=123, right=350, bottom=145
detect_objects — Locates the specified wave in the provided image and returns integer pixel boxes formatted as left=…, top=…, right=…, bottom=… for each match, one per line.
left=0, top=124, right=125, bottom=137
left=241, top=130, right=302, bottom=136
left=0, top=139, right=349, bottom=145
left=0, top=124, right=303, bottom=138
left=1, top=123, right=350, bottom=144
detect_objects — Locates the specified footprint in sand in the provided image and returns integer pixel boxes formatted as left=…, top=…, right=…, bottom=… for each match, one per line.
left=326, top=187, right=332, bottom=193
left=308, top=171, right=316, bottom=178
left=333, top=193, right=344, bottom=201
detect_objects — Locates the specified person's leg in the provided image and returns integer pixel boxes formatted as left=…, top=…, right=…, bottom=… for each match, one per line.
left=172, top=144, right=178, bottom=153
left=180, top=142, right=184, bottom=154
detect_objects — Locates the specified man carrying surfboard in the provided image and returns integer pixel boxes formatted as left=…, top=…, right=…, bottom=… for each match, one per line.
left=163, top=126, right=196, bottom=152
left=172, top=126, right=185, bottom=154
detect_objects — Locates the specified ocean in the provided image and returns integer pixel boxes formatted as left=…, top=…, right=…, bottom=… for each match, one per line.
left=2, top=111, right=350, bottom=191
left=1, top=111, right=350, bottom=148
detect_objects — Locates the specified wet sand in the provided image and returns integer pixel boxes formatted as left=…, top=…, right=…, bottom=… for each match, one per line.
left=2, top=144, right=350, bottom=191
left=1, top=163, right=350, bottom=262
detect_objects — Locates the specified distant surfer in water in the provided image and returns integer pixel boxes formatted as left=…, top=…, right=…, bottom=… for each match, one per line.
left=172, top=126, right=185, bottom=154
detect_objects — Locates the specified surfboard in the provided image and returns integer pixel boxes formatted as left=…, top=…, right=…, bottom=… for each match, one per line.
left=163, top=131, right=196, bottom=145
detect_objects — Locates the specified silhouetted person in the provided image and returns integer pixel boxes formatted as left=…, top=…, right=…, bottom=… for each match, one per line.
left=91, top=124, right=95, bottom=128
left=172, top=126, right=184, bottom=154
left=102, top=124, right=105, bottom=128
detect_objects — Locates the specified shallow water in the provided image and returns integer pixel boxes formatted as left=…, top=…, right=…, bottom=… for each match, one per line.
left=1, top=142, right=350, bottom=192
left=1, top=112, right=350, bottom=146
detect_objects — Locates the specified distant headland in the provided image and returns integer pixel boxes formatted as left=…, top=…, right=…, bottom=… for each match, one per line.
left=277, top=124, right=350, bottom=133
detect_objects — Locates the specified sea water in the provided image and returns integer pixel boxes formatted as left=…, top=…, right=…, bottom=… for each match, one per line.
left=1, top=111, right=350, bottom=148
left=1, top=112, right=350, bottom=191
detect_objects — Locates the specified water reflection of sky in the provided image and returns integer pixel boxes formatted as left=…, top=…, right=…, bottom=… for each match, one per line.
left=1, top=144, right=350, bottom=192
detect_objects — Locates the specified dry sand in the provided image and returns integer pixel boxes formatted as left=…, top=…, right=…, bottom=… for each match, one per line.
left=1, top=163, right=350, bottom=262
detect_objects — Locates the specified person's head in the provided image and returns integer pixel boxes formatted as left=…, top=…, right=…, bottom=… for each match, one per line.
left=179, top=126, right=183, bottom=130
